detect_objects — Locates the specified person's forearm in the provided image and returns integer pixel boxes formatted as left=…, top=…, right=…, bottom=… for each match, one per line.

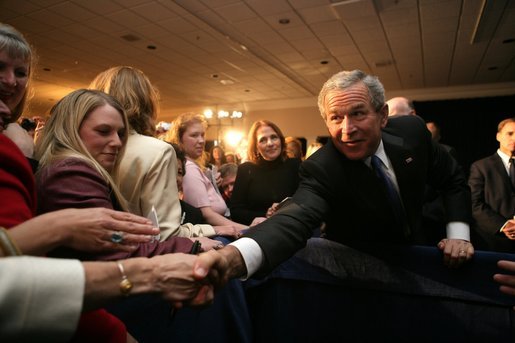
left=7, top=211, right=70, bottom=255
left=82, top=258, right=159, bottom=311
left=200, top=207, right=246, bottom=230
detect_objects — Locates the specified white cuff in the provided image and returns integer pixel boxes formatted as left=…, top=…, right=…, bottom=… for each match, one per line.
left=446, top=221, right=470, bottom=241
left=229, top=237, right=264, bottom=280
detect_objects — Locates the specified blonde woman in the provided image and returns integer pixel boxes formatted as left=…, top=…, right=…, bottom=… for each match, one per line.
left=35, top=89, right=194, bottom=259
left=167, top=113, right=247, bottom=232
left=89, top=66, right=236, bottom=244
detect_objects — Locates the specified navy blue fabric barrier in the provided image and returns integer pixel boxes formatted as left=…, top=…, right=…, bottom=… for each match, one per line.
left=245, top=238, right=515, bottom=342
left=108, top=238, right=515, bottom=342
left=107, top=279, right=252, bottom=343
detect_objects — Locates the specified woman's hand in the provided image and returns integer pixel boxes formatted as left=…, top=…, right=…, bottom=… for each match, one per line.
left=266, top=203, right=279, bottom=218
left=213, top=225, right=242, bottom=239
left=250, top=217, right=267, bottom=226
left=62, top=208, right=160, bottom=253
left=9, top=208, right=160, bottom=255
left=191, top=237, right=224, bottom=251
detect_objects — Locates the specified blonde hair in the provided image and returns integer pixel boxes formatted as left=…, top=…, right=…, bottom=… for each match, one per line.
left=166, top=112, right=208, bottom=169
left=247, top=120, right=287, bottom=164
left=0, top=23, right=35, bottom=122
left=35, top=89, right=129, bottom=210
left=89, top=66, right=159, bottom=136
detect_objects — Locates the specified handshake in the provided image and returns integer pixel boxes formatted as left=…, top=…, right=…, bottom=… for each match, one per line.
left=145, top=245, right=246, bottom=308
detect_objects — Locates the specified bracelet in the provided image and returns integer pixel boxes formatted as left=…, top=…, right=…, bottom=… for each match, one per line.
left=0, top=227, right=21, bottom=256
left=116, top=262, right=133, bottom=296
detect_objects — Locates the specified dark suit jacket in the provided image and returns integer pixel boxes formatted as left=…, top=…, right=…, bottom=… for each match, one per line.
left=469, top=153, right=515, bottom=252
left=244, top=115, right=471, bottom=276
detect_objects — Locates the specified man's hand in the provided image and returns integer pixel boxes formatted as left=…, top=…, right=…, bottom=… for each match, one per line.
left=437, top=238, right=474, bottom=268
left=186, top=246, right=247, bottom=306
left=493, top=260, right=515, bottom=297
left=149, top=253, right=210, bottom=305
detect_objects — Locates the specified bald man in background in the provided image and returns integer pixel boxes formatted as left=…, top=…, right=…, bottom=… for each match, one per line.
left=386, top=97, right=416, bottom=116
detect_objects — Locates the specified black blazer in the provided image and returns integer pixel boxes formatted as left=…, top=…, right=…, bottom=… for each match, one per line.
left=244, top=115, right=471, bottom=276
left=469, top=153, right=515, bottom=252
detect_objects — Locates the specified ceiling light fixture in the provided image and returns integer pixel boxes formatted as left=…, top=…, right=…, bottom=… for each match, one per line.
left=147, top=45, right=157, bottom=50
left=203, top=108, right=244, bottom=119
left=278, top=18, right=290, bottom=25
left=220, top=79, right=234, bottom=85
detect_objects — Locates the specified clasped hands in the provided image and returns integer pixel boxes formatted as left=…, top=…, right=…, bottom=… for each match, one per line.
left=167, top=246, right=244, bottom=308
left=437, top=238, right=474, bottom=268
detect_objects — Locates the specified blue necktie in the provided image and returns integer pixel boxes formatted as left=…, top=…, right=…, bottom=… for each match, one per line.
left=371, top=155, right=410, bottom=237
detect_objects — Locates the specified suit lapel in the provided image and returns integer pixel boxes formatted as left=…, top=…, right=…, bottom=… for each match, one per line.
left=382, top=132, right=415, bottom=200
left=382, top=131, right=420, bottom=230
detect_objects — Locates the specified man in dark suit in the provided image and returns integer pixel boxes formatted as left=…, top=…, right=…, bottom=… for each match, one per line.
left=469, top=117, right=515, bottom=252
left=192, top=70, right=473, bottom=285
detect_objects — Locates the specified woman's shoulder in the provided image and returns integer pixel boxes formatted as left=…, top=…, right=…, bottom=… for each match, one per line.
left=39, top=157, right=103, bottom=182
left=46, top=157, right=94, bottom=171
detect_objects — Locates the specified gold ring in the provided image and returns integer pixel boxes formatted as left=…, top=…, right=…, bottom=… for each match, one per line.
left=459, top=250, right=466, bottom=255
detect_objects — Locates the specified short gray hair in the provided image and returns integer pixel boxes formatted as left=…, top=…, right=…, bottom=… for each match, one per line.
left=317, top=70, right=385, bottom=120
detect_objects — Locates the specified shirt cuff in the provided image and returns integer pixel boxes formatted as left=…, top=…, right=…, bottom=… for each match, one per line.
left=229, top=237, right=263, bottom=280
left=446, top=221, right=470, bottom=241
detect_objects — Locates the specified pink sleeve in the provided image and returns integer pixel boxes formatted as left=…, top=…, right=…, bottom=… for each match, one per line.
left=182, top=161, right=212, bottom=208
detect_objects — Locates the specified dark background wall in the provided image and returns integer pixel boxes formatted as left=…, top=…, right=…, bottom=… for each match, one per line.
left=414, top=95, right=515, bottom=176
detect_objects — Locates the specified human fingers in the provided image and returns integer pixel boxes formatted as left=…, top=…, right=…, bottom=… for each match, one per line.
left=504, top=230, right=515, bottom=240
left=498, top=260, right=515, bottom=273
left=193, top=250, right=225, bottom=285
left=105, top=214, right=159, bottom=236
left=188, top=284, right=215, bottom=307
left=493, top=273, right=515, bottom=297
left=446, top=240, right=473, bottom=268
left=107, top=209, right=154, bottom=225
left=214, top=225, right=239, bottom=238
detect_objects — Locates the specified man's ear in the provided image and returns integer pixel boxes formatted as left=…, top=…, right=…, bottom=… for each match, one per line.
left=379, top=104, right=389, bottom=128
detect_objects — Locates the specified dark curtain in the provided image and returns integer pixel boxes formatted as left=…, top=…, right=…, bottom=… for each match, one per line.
left=414, top=94, right=515, bottom=176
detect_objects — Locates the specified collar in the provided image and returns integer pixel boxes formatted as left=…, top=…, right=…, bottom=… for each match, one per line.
left=364, top=140, right=389, bottom=169
left=497, top=149, right=513, bottom=172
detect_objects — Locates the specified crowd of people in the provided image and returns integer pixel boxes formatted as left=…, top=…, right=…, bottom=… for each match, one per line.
left=2, top=22, right=515, bottom=342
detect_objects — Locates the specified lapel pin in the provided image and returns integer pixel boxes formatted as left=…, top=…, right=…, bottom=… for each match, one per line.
left=405, top=157, right=413, bottom=164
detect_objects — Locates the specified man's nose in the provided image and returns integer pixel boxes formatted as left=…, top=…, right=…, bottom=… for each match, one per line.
left=341, top=116, right=355, bottom=135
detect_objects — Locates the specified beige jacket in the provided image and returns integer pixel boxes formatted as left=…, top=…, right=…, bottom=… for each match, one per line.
left=117, top=132, right=215, bottom=239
